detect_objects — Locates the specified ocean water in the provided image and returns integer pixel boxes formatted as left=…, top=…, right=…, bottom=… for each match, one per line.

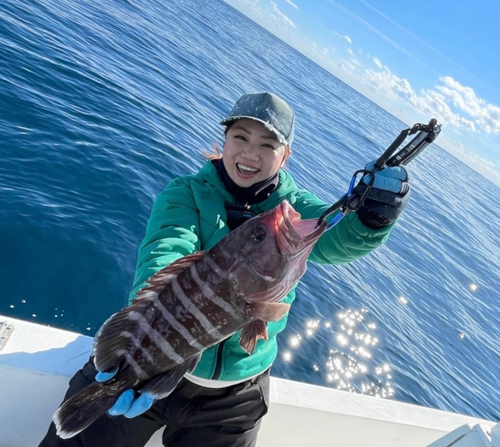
left=1, top=0, right=499, bottom=422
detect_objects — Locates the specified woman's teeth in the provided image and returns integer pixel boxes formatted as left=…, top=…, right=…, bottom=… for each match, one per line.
left=237, top=163, right=259, bottom=173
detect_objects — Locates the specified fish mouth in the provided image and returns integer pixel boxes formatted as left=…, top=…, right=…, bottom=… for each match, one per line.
left=275, top=201, right=326, bottom=256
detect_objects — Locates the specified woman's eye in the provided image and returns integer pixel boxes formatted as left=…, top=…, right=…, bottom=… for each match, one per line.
left=262, top=143, right=275, bottom=149
left=235, top=135, right=247, bottom=141
left=251, top=227, right=266, bottom=243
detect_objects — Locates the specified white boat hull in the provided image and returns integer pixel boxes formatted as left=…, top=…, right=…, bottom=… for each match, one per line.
left=0, top=315, right=494, bottom=447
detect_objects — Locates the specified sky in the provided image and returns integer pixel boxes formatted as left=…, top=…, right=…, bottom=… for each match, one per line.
left=223, top=0, right=500, bottom=187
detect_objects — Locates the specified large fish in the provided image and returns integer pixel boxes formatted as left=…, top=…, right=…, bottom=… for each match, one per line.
left=54, top=200, right=327, bottom=438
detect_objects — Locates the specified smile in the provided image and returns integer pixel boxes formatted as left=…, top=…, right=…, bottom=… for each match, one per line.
left=237, top=163, right=259, bottom=173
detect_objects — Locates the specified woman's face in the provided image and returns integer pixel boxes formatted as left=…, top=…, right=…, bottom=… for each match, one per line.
left=222, top=119, right=289, bottom=188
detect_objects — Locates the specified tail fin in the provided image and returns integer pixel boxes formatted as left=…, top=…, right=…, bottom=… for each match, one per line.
left=53, top=381, right=118, bottom=439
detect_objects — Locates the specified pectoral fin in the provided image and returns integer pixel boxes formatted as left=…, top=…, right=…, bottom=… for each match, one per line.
left=245, top=301, right=290, bottom=322
left=240, top=320, right=268, bottom=354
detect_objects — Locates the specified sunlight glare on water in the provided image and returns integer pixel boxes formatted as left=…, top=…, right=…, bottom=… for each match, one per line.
left=283, top=308, right=393, bottom=398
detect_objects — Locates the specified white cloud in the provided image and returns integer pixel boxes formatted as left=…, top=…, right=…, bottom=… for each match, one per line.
left=364, top=66, right=414, bottom=100
left=339, top=59, right=357, bottom=73
left=362, top=67, right=498, bottom=134
left=284, top=0, right=298, bottom=9
left=333, top=30, right=352, bottom=44
left=271, top=1, right=296, bottom=28
left=341, top=34, right=352, bottom=44
left=359, top=66, right=500, bottom=184
left=407, top=89, right=476, bottom=132
left=347, top=48, right=353, bottom=55
left=373, top=57, right=383, bottom=69
left=436, top=77, right=500, bottom=135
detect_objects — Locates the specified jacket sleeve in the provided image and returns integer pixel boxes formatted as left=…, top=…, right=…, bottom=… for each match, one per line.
left=288, top=189, right=395, bottom=265
left=128, top=177, right=201, bottom=301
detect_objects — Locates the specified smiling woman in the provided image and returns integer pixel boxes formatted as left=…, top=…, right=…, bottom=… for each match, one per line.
left=39, top=91, right=411, bottom=447
left=223, top=120, right=289, bottom=187
left=219, top=92, right=294, bottom=188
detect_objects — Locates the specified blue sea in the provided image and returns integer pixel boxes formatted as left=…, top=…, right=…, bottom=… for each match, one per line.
left=1, top=0, right=499, bottom=422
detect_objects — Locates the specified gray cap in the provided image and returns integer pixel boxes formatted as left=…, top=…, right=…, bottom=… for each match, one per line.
left=220, top=92, right=295, bottom=146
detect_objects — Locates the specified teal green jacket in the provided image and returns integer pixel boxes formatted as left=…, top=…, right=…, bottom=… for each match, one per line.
left=129, top=161, right=394, bottom=381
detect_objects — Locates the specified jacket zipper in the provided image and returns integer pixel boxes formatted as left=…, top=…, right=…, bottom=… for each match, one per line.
left=211, top=339, right=227, bottom=380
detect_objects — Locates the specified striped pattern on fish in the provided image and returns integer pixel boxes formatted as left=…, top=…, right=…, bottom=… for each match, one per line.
left=53, top=200, right=327, bottom=439
left=95, top=253, right=252, bottom=376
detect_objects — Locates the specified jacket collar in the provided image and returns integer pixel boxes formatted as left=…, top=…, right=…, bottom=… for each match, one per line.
left=211, top=159, right=279, bottom=205
left=196, top=160, right=297, bottom=209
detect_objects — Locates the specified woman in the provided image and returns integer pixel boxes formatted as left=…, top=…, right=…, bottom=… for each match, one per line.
left=40, top=92, right=410, bottom=446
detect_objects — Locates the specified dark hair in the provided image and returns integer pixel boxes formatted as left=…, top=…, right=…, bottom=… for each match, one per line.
left=204, top=121, right=291, bottom=161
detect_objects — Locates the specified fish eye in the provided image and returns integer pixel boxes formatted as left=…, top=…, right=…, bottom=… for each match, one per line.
left=251, top=227, right=266, bottom=243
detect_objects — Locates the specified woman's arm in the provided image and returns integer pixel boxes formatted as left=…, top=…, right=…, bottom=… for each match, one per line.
left=129, top=177, right=201, bottom=301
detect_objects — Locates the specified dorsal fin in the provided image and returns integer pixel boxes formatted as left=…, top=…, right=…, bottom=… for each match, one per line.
left=134, top=251, right=206, bottom=302
left=94, top=251, right=206, bottom=372
left=93, top=298, right=153, bottom=372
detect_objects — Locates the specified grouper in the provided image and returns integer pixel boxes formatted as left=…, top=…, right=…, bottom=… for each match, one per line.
left=54, top=200, right=327, bottom=438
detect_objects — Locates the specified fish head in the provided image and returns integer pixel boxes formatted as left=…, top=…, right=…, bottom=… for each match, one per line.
left=217, top=200, right=327, bottom=303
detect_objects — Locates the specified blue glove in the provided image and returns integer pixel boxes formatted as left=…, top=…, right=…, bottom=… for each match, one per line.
left=95, top=369, right=155, bottom=418
left=354, top=161, right=410, bottom=229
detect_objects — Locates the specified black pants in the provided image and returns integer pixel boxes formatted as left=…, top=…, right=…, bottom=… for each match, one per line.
left=39, top=359, right=270, bottom=447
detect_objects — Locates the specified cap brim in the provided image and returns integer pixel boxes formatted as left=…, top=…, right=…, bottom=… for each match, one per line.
left=220, top=116, right=288, bottom=145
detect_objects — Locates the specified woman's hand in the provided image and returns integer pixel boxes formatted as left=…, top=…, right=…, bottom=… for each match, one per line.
left=354, top=161, right=410, bottom=229
left=95, top=369, right=155, bottom=418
